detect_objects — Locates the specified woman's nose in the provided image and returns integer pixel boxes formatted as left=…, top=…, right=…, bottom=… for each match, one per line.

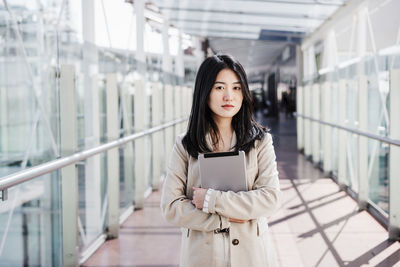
left=223, top=89, right=232, bottom=101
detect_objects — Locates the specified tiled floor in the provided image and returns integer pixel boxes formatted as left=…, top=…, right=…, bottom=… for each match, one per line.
left=82, top=114, right=400, bottom=267
left=82, top=191, right=181, bottom=267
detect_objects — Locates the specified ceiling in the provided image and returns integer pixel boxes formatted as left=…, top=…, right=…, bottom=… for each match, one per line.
left=148, top=0, right=348, bottom=75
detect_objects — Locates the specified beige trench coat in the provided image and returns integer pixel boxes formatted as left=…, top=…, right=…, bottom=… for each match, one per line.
left=160, top=132, right=281, bottom=267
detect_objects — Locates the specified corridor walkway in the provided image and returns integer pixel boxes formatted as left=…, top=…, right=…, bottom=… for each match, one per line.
left=82, top=115, right=400, bottom=267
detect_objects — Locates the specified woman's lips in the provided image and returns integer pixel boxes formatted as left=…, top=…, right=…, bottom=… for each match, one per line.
left=222, top=104, right=234, bottom=110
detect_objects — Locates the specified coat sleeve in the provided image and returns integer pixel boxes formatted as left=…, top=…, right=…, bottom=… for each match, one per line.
left=207, top=133, right=281, bottom=220
left=160, top=135, right=230, bottom=232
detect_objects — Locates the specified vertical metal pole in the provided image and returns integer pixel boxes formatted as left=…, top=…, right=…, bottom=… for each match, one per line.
left=358, top=75, right=368, bottom=209
left=134, top=78, right=148, bottom=209
left=82, top=0, right=101, bottom=242
left=106, top=74, right=119, bottom=238
left=303, top=85, right=311, bottom=158
left=322, top=30, right=336, bottom=174
left=296, top=86, right=304, bottom=151
left=296, top=45, right=304, bottom=88
left=176, top=31, right=185, bottom=78
left=152, top=82, right=163, bottom=190
left=185, top=86, right=193, bottom=131
left=135, top=0, right=145, bottom=66
left=0, top=86, right=8, bottom=155
left=162, top=13, right=173, bottom=158
left=181, top=86, right=187, bottom=133
left=323, top=82, right=332, bottom=173
left=60, top=65, right=78, bottom=267
left=180, top=86, right=185, bottom=134
left=338, top=79, right=347, bottom=187
left=312, top=84, right=320, bottom=164
left=165, top=85, right=174, bottom=168
left=162, top=17, right=172, bottom=75
left=183, top=86, right=190, bottom=130
left=389, top=69, right=400, bottom=241
left=176, top=31, right=185, bottom=134
left=356, top=8, right=368, bottom=208
left=121, top=84, right=134, bottom=207
left=174, top=85, right=182, bottom=136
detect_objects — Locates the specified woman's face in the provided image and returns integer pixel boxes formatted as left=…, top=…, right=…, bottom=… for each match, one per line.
left=208, top=68, right=244, bottom=121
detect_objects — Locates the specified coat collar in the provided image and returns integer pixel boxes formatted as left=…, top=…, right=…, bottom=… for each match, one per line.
left=205, top=130, right=237, bottom=152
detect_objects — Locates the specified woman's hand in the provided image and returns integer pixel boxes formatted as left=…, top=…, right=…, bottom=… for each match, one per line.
left=229, top=218, right=249, bottom=223
left=192, top=187, right=207, bottom=209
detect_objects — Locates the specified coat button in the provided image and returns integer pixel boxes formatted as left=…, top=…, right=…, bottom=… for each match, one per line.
left=232, top=239, right=239, bottom=246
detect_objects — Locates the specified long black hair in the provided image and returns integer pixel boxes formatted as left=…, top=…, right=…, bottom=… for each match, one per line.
left=182, top=54, right=267, bottom=158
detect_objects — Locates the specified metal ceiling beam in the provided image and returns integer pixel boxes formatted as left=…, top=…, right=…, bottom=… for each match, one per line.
left=208, top=41, right=284, bottom=53
left=183, top=27, right=301, bottom=43
left=171, top=18, right=309, bottom=34
left=159, top=7, right=328, bottom=20
left=183, top=30, right=258, bottom=40
left=209, top=0, right=345, bottom=6
left=152, top=0, right=345, bottom=7
left=186, top=33, right=256, bottom=40
left=182, top=27, right=260, bottom=35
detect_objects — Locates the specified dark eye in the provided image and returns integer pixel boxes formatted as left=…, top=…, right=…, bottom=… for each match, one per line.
left=215, top=86, right=224, bottom=90
left=234, top=86, right=241, bottom=90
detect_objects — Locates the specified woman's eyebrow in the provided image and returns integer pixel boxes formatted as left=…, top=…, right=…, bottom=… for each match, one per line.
left=214, top=81, right=241, bottom=84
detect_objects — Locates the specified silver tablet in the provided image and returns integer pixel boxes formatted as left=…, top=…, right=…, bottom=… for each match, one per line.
left=198, top=151, right=247, bottom=192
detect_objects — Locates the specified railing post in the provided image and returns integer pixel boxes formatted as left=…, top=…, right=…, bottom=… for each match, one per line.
left=322, top=81, right=332, bottom=173
left=312, top=84, right=320, bottom=165
left=358, top=75, right=369, bottom=209
left=134, top=77, right=148, bottom=209
left=338, top=79, right=347, bottom=187
left=174, top=85, right=182, bottom=136
left=296, top=86, right=304, bottom=151
left=0, top=86, right=8, bottom=155
left=180, top=86, right=187, bottom=133
left=165, top=84, right=174, bottom=169
left=389, top=69, right=400, bottom=241
left=121, top=82, right=134, bottom=209
left=152, top=82, right=164, bottom=190
left=60, top=65, right=78, bottom=266
left=82, top=0, right=102, bottom=242
left=106, top=73, right=119, bottom=238
left=303, top=85, right=312, bottom=158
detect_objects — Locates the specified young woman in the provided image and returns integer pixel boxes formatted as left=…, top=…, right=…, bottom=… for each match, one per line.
left=161, top=54, right=281, bottom=267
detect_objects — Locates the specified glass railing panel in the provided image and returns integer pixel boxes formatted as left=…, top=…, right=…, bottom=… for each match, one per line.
left=0, top=2, right=61, bottom=177
left=98, top=76, right=107, bottom=144
left=331, top=81, right=339, bottom=176
left=331, top=128, right=339, bottom=177
left=366, top=57, right=390, bottom=139
left=0, top=170, right=62, bottom=266
left=344, top=68, right=358, bottom=191
left=392, top=54, right=400, bottom=69
left=368, top=139, right=389, bottom=214
left=119, top=145, right=135, bottom=214
left=77, top=151, right=108, bottom=252
left=145, top=135, right=153, bottom=192
left=318, top=82, right=324, bottom=165
left=345, top=131, right=358, bottom=190
left=118, top=75, right=135, bottom=214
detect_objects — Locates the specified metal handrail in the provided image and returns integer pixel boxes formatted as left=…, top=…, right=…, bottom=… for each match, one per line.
left=0, top=117, right=188, bottom=191
left=297, top=114, right=400, bottom=146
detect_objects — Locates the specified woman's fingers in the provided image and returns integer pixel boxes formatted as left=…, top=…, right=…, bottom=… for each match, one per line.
left=192, top=187, right=206, bottom=209
left=229, top=218, right=248, bottom=223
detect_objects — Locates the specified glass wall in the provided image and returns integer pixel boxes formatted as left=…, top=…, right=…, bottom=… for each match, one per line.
left=0, top=171, right=62, bottom=266
left=300, top=53, right=397, bottom=212
left=298, top=0, right=400, bottom=226
left=0, top=1, right=195, bottom=265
